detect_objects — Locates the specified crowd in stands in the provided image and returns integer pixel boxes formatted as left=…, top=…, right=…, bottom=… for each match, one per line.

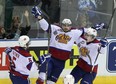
left=0, top=10, right=31, bottom=39
left=0, top=0, right=61, bottom=39
left=0, top=0, right=107, bottom=39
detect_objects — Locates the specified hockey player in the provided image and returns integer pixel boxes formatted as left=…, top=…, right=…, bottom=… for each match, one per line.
left=70, top=28, right=108, bottom=84
left=31, top=6, right=83, bottom=84
left=4, top=35, right=33, bottom=84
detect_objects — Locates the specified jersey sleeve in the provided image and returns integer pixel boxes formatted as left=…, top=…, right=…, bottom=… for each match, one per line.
left=74, top=29, right=83, bottom=43
left=39, top=19, right=49, bottom=31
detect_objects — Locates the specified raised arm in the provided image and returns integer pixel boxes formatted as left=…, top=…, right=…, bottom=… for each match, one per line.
left=24, top=10, right=30, bottom=27
left=31, top=6, right=50, bottom=31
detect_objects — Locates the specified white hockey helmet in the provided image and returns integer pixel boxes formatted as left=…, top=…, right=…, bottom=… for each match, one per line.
left=18, top=35, right=30, bottom=48
left=86, top=27, right=97, bottom=38
left=62, top=18, right=72, bottom=25
left=63, top=74, right=74, bottom=84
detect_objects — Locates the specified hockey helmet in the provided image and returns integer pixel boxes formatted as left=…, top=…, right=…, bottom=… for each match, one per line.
left=86, top=27, right=97, bottom=38
left=63, top=74, right=74, bottom=84
left=18, top=35, right=30, bottom=48
left=62, top=18, right=72, bottom=26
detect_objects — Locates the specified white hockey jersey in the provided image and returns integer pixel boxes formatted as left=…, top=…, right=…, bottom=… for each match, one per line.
left=39, top=19, right=82, bottom=60
left=5, top=46, right=33, bottom=79
left=76, top=32, right=105, bottom=73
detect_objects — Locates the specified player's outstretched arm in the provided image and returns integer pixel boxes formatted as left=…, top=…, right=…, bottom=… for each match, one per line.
left=31, top=6, right=50, bottom=31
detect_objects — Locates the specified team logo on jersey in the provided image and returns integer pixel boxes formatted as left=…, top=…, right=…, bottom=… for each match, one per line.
left=55, top=34, right=71, bottom=44
left=79, top=47, right=89, bottom=56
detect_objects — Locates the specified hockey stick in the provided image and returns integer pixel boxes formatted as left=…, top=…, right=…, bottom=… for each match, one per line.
left=31, top=3, right=51, bottom=84
left=44, top=24, right=51, bottom=84
left=87, top=54, right=92, bottom=67
left=91, top=0, right=116, bottom=72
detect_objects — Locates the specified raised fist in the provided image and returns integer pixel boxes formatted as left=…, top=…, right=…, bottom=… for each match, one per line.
left=100, top=38, right=108, bottom=47
left=92, top=23, right=106, bottom=30
left=31, top=6, right=42, bottom=18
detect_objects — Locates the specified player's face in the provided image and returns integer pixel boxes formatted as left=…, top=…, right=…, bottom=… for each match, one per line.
left=12, top=16, right=20, bottom=28
left=84, top=33, right=94, bottom=42
left=61, top=24, right=71, bottom=32
left=13, top=21, right=20, bottom=28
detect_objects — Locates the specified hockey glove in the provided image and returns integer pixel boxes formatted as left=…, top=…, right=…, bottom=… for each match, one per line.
left=100, top=38, right=108, bottom=47
left=92, top=23, right=106, bottom=30
left=38, top=54, right=51, bottom=66
left=4, top=47, right=12, bottom=54
left=31, top=6, right=42, bottom=18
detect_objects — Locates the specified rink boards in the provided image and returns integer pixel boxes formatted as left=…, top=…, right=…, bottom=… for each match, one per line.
left=0, top=76, right=116, bottom=84
left=0, top=38, right=116, bottom=84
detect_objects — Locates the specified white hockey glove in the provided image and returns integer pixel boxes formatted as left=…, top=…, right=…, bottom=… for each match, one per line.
left=4, top=47, right=12, bottom=54
left=100, top=38, right=108, bottom=47
left=31, top=6, right=43, bottom=18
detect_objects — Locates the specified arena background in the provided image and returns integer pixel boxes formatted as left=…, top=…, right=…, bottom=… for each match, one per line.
left=0, top=0, right=116, bottom=84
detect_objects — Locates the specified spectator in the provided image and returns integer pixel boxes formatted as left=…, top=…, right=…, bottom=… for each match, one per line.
left=0, top=26, right=7, bottom=39
left=4, top=0, right=40, bottom=31
left=0, top=26, right=17, bottom=39
left=10, top=10, right=31, bottom=39
left=76, top=0, right=98, bottom=27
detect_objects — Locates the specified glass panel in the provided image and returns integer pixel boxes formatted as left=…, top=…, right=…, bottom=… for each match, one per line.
left=0, top=0, right=115, bottom=39
left=60, top=0, right=114, bottom=37
left=0, top=0, right=5, bottom=26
